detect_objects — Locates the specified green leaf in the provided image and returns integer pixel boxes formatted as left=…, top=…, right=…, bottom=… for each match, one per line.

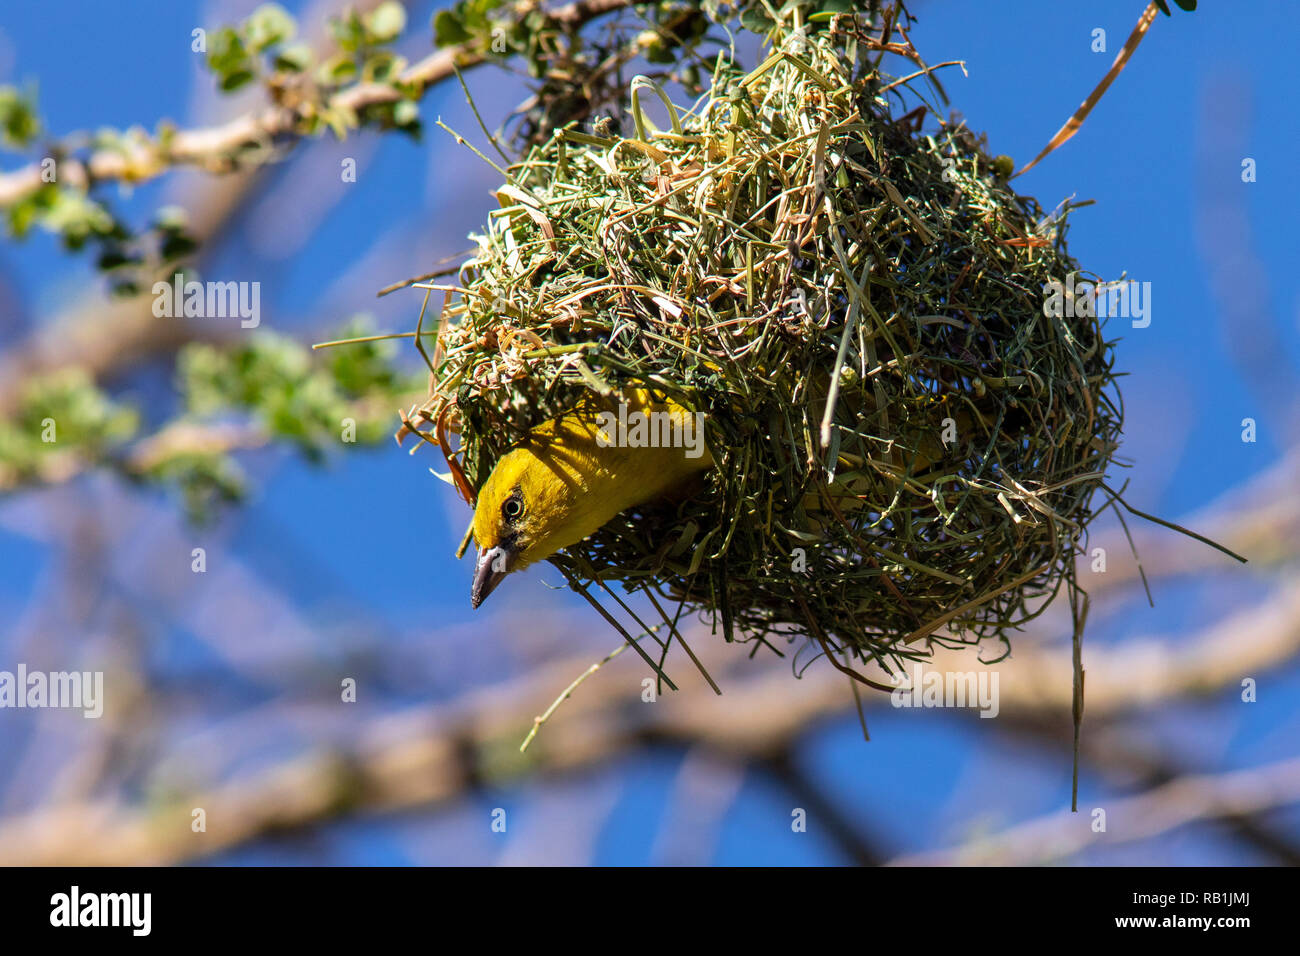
left=7, top=183, right=56, bottom=238
left=219, top=70, right=256, bottom=92
left=643, top=35, right=675, bottom=65
left=153, top=205, right=190, bottom=232
left=1174, top=0, right=1197, bottom=10
left=274, top=43, right=313, bottom=73
left=462, top=0, right=505, bottom=34
left=42, top=191, right=118, bottom=248
left=244, top=3, right=296, bottom=52
left=366, top=1, right=407, bottom=43
left=15, top=368, right=139, bottom=448
left=393, top=99, right=420, bottom=127
left=739, top=5, right=775, bottom=36
left=207, top=27, right=250, bottom=74
left=329, top=9, right=367, bottom=52
left=160, top=231, right=200, bottom=261
left=433, top=10, right=472, bottom=47
left=8, top=198, right=38, bottom=237
left=319, top=106, right=353, bottom=140
left=326, top=320, right=400, bottom=395
left=362, top=51, right=407, bottom=84
left=316, top=55, right=358, bottom=86
left=0, top=85, right=41, bottom=148
left=96, top=246, right=142, bottom=271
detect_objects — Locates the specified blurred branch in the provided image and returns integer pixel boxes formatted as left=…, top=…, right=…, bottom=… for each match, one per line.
left=757, top=745, right=884, bottom=865
left=0, top=420, right=267, bottom=493
left=0, top=328, right=414, bottom=507
left=0, top=0, right=641, bottom=429
left=0, top=175, right=255, bottom=418
left=0, top=0, right=633, bottom=207
left=987, top=706, right=1300, bottom=866
left=0, top=649, right=840, bottom=864
left=887, top=755, right=1300, bottom=866
left=0, top=0, right=384, bottom=417
left=997, top=576, right=1300, bottom=716
left=3, top=570, right=1297, bottom=865
left=1088, top=453, right=1300, bottom=596
left=649, top=746, right=746, bottom=865
left=1078, top=730, right=1300, bottom=866
left=123, top=420, right=268, bottom=473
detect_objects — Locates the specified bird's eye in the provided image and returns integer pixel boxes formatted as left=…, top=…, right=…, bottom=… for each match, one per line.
left=502, top=497, right=523, bottom=520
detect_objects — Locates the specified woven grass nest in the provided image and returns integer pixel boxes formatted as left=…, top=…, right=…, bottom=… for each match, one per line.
left=413, top=14, right=1122, bottom=684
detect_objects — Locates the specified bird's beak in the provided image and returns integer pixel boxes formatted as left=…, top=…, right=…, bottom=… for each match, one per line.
left=471, top=544, right=515, bottom=609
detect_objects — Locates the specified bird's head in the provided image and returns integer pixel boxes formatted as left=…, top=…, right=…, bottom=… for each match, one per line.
left=469, top=439, right=607, bottom=608
left=467, top=392, right=712, bottom=608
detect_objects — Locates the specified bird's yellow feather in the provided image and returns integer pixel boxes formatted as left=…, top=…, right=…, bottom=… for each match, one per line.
left=471, top=389, right=712, bottom=587
left=467, top=382, right=992, bottom=605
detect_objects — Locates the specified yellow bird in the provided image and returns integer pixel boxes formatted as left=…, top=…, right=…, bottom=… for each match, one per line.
left=468, top=382, right=993, bottom=607
left=470, top=388, right=713, bottom=607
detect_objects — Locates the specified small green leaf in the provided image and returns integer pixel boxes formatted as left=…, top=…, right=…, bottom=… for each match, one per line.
left=274, top=43, right=312, bottom=73
left=462, top=0, right=504, bottom=34
left=643, top=35, right=675, bottom=65
left=362, top=51, right=407, bottom=84
left=366, top=1, right=407, bottom=43
left=96, top=246, right=142, bottom=271
left=329, top=9, right=367, bottom=52
left=244, top=3, right=296, bottom=52
left=316, top=55, right=358, bottom=85
left=160, top=231, right=200, bottom=261
left=153, top=205, right=190, bottom=232
left=219, top=70, right=256, bottom=92
left=319, top=106, right=352, bottom=140
left=0, top=85, right=41, bottom=148
left=9, top=197, right=38, bottom=237
left=43, top=191, right=118, bottom=248
left=433, top=10, right=472, bottom=47
left=207, top=27, right=250, bottom=74
left=393, top=99, right=419, bottom=127
left=8, top=183, right=57, bottom=237
left=739, top=5, right=775, bottom=35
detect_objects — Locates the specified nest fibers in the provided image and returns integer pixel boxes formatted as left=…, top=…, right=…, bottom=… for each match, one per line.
left=413, top=14, right=1122, bottom=684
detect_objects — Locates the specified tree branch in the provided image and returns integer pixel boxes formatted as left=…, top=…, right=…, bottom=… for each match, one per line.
left=0, top=0, right=635, bottom=206
left=888, top=755, right=1300, bottom=866
left=3, top=574, right=1297, bottom=866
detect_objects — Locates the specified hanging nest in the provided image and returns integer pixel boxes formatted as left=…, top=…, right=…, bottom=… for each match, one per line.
left=407, top=11, right=1122, bottom=683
